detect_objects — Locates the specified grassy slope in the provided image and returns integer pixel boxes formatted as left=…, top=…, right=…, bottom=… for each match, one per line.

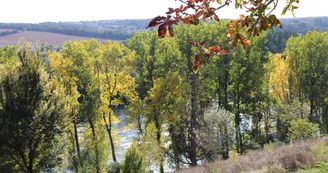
left=170, top=137, right=328, bottom=173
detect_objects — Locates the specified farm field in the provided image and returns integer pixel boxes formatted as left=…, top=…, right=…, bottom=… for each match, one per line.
left=0, top=31, right=122, bottom=46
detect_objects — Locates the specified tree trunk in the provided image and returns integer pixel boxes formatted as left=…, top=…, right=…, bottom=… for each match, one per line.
left=235, top=99, right=243, bottom=154
left=89, top=120, right=100, bottom=173
left=74, top=117, right=83, bottom=169
left=190, top=73, right=198, bottom=166
left=309, top=99, right=314, bottom=123
left=222, top=126, right=229, bottom=160
left=154, top=114, right=164, bottom=173
left=104, top=111, right=117, bottom=162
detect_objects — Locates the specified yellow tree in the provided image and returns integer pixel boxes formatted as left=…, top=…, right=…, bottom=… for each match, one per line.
left=48, top=52, right=82, bottom=171
left=61, top=40, right=108, bottom=173
left=269, top=54, right=289, bottom=104
left=99, top=41, right=137, bottom=162
left=143, top=72, right=189, bottom=172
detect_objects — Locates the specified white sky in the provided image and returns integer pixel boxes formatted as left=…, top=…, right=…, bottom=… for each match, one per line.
left=0, top=0, right=326, bottom=23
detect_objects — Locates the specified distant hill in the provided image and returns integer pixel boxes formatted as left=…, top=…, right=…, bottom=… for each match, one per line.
left=279, top=16, right=328, bottom=34
left=0, top=17, right=327, bottom=42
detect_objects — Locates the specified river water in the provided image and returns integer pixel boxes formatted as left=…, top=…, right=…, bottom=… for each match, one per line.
left=111, top=108, right=138, bottom=162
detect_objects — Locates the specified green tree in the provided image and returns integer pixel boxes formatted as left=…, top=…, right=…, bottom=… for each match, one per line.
left=287, top=119, right=319, bottom=142
left=0, top=43, right=65, bottom=172
left=121, top=144, right=145, bottom=173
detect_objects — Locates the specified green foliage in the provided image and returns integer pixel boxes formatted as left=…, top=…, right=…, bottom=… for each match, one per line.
left=312, top=141, right=328, bottom=162
left=296, top=162, right=328, bottom=173
left=0, top=43, right=66, bottom=172
left=287, top=119, right=319, bottom=142
left=107, top=162, right=121, bottom=173
left=140, top=123, right=165, bottom=171
left=121, top=145, right=145, bottom=173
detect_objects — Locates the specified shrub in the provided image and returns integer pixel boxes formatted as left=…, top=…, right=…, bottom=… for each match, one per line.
left=120, top=145, right=145, bottom=173
left=287, top=119, right=319, bottom=142
left=107, top=162, right=121, bottom=173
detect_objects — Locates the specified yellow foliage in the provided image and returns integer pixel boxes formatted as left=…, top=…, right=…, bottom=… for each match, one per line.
left=269, top=54, right=289, bottom=104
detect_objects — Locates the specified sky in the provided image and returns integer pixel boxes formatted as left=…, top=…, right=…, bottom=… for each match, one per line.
left=0, top=0, right=327, bottom=23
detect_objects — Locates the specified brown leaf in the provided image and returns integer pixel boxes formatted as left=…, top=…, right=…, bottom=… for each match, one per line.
left=158, top=24, right=167, bottom=38
left=146, top=16, right=166, bottom=28
left=168, top=25, right=174, bottom=37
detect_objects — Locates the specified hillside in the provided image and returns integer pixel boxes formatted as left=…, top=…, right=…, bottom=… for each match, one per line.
left=0, top=31, right=118, bottom=46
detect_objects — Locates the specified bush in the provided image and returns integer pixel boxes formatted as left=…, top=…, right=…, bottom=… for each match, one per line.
left=107, top=162, right=121, bottom=173
left=287, top=119, right=319, bottom=142
left=121, top=145, right=145, bottom=173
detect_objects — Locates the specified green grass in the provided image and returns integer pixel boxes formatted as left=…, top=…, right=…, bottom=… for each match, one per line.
left=295, top=162, right=328, bottom=173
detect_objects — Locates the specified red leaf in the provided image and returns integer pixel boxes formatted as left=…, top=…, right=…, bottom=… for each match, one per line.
left=146, top=16, right=166, bottom=28
left=168, top=25, right=174, bottom=37
left=187, top=40, right=196, bottom=46
left=208, top=45, right=220, bottom=53
left=214, top=14, right=220, bottom=22
left=219, top=50, right=228, bottom=55
left=194, top=59, right=199, bottom=71
left=158, top=24, right=167, bottom=38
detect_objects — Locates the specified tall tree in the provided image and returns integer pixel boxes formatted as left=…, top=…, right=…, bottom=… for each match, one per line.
left=0, top=43, right=65, bottom=172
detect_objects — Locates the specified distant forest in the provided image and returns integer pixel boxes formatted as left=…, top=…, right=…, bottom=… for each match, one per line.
left=0, top=17, right=328, bottom=40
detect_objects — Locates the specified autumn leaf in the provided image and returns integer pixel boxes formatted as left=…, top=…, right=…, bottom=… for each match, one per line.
left=194, top=59, right=199, bottom=71
left=158, top=24, right=167, bottom=38
left=168, top=25, right=174, bottom=37
left=146, top=16, right=166, bottom=28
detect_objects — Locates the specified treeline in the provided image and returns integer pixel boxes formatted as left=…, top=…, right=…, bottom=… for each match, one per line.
left=0, top=30, right=19, bottom=37
left=279, top=16, right=328, bottom=34
left=0, top=22, right=131, bottom=40
left=1, top=22, right=328, bottom=173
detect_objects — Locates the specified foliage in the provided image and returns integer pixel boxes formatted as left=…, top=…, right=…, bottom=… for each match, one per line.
left=107, top=162, right=121, bottom=173
left=121, top=144, right=145, bottom=173
left=287, top=119, right=319, bottom=142
left=198, top=103, right=235, bottom=160
left=0, top=42, right=66, bottom=172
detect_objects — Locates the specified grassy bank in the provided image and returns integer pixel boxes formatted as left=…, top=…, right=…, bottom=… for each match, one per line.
left=172, top=137, right=328, bottom=173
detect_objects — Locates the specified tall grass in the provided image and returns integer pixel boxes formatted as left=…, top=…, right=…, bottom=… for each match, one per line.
left=203, top=137, right=328, bottom=173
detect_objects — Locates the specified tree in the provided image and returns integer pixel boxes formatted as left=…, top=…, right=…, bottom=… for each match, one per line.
left=61, top=40, right=107, bottom=173
left=0, top=42, right=65, bottom=172
left=48, top=52, right=83, bottom=172
left=198, top=103, right=235, bottom=160
left=121, top=144, right=145, bottom=173
left=287, top=119, right=319, bottom=142
left=99, top=41, right=137, bottom=162
left=285, top=32, right=328, bottom=124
